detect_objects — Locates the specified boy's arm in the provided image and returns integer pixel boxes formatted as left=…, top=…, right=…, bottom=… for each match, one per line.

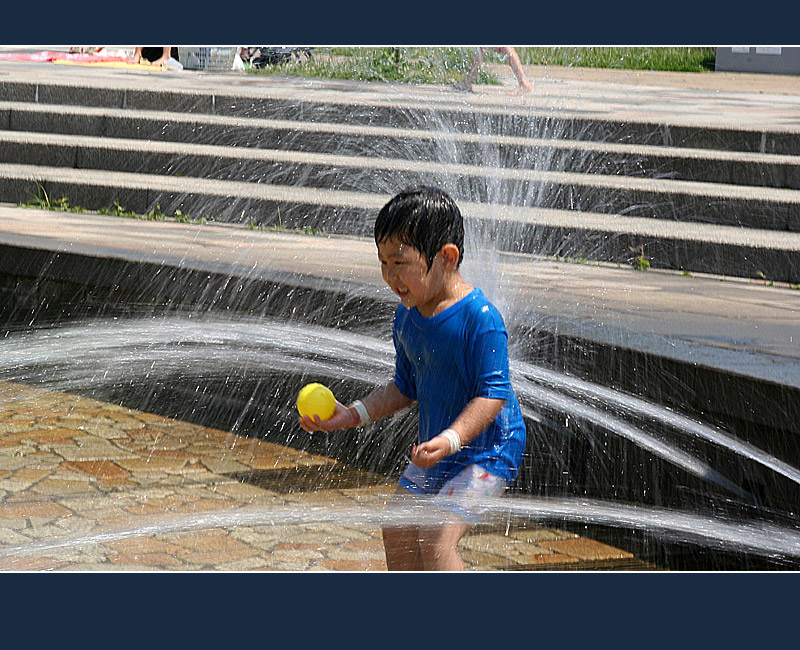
left=299, top=380, right=413, bottom=432
left=359, top=380, right=414, bottom=423
left=410, top=396, right=505, bottom=469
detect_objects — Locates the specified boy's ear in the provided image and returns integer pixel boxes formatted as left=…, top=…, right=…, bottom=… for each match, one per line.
left=440, top=243, right=460, bottom=269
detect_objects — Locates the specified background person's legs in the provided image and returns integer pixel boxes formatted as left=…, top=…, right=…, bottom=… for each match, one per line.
left=455, top=46, right=533, bottom=93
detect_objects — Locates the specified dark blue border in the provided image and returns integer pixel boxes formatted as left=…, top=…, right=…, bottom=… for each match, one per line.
left=7, top=572, right=798, bottom=644
left=3, top=1, right=799, bottom=45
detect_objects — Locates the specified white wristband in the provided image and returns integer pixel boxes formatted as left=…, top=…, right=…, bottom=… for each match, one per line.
left=440, top=428, right=462, bottom=455
left=350, top=400, right=371, bottom=427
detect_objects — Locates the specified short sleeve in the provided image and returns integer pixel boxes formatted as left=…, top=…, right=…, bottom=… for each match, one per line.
left=472, top=325, right=512, bottom=401
left=392, top=318, right=417, bottom=400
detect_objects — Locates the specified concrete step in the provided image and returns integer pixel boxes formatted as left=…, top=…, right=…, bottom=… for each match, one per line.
left=3, top=75, right=800, bottom=154
left=3, top=101, right=800, bottom=190
left=4, top=162, right=800, bottom=282
left=2, top=129, right=800, bottom=235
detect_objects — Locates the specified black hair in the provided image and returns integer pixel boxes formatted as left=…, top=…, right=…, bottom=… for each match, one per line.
left=374, top=186, right=465, bottom=270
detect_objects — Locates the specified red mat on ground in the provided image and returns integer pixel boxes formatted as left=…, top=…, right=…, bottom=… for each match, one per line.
left=0, top=50, right=131, bottom=63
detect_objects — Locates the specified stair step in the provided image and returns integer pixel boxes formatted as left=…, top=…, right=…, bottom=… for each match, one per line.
left=3, top=162, right=800, bottom=281
left=3, top=76, right=800, bottom=153
left=2, top=125, right=799, bottom=232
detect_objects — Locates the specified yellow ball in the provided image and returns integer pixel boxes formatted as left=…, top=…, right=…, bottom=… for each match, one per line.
left=296, top=382, right=336, bottom=421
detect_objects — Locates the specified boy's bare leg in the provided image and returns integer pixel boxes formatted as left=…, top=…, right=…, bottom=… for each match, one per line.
left=383, top=525, right=424, bottom=570
left=417, top=522, right=472, bottom=570
left=132, top=47, right=143, bottom=64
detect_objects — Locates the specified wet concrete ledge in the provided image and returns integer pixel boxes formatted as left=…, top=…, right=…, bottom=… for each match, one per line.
left=1, top=207, right=798, bottom=465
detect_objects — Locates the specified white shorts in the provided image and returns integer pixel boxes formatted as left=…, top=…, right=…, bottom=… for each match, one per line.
left=393, top=463, right=507, bottom=524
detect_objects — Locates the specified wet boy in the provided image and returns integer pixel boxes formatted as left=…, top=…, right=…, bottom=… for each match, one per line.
left=299, top=186, right=526, bottom=570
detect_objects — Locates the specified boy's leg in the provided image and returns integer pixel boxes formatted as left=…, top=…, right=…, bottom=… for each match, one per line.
left=417, top=521, right=472, bottom=570
left=423, top=464, right=508, bottom=570
left=382, top=484, right=424, bottom=570
left=382, top=509, right=471, bottom=571
left=382, top=523, right=423, bottom=570
left=382, top=464, right=506, bottom=570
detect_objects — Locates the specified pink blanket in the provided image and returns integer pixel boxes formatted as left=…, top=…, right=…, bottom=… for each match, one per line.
left=0, top=50, right=132, bottom=63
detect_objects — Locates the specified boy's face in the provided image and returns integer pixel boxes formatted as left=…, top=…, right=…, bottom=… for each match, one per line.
left=377, top=237, right=445, bottom=315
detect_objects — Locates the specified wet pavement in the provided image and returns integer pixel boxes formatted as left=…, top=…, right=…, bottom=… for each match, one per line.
left=0, top=380, right=651, bottom=571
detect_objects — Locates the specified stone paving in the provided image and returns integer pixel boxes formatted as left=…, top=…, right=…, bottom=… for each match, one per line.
left=0, top=380, right=651, bottom=571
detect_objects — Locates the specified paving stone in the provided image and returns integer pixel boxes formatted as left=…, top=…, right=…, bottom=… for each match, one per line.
left=108, top=551, right=185, bottom=568
left=0, top=556, right=69, bottom=570
left=0, top=379, right=641, bottom=571
left=215, top=556, right=275, bottom=571
left=227, top=528, right=287, bottom=547
left=319, top=558, right=385, bottom=571
left=95, top=477, right=137, bottom=490
left=0, top=528, right=33, bottom=545
left=542, top=537, right=634, bottom=561
left=115, top=456, right=190, bottom=472
left=270, top=546, right=325, bottom=562
left=0, top=456, right=30, bottom=471
left=63, top=562, right=153, bottom=571
left=0, top=500, right=74, bottom=519
left=48, top=439, right=132, bottom=462
left=32, top=478, right=95, bottom=496
left=199, top=458, right=251, bottom=474
left=65, top=460, right=132, bottom=479
left=515, top=553, right=581, bottom=567
left=211, top=480, right=276, bottom=500
left=9, top=468, right=52, bottom=483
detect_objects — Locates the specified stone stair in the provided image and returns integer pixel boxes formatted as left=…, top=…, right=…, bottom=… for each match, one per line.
left=1, top=70, right=800, bottom=282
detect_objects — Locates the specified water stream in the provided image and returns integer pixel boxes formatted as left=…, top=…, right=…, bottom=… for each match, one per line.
left=2, top=315, right=799, bottom=568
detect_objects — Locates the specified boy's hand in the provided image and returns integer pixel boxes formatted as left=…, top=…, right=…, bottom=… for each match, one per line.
left=410, top=435, right=451, bottom=469
left=298, top=400, right=358, bottom=433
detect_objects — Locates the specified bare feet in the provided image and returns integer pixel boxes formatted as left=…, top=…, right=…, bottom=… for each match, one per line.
left=509, top=81, right=534, bottom=95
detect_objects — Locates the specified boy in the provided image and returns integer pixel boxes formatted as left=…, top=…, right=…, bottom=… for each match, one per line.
left=299, top=186, right=526, bottom=570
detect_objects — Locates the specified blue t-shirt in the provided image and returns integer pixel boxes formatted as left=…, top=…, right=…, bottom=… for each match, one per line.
left=392, top=287, right=526, bottom=493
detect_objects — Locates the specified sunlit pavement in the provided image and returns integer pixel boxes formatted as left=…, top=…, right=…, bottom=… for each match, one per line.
left=0, top=381, right=650, bottom=571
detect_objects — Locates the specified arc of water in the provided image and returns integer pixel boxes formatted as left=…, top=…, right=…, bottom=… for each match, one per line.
left=3, top=496, right=799, bottom=561
left=513, top=360, right=800, bottom=487
left=0, top=317, right=750, bottom=499
left=489, top=495, right=800, bottom=559
left=513, top=376, right=750, bottom=500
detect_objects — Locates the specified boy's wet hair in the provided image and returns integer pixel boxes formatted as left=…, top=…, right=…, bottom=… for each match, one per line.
left=374, top=186, right=465, bottom=270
